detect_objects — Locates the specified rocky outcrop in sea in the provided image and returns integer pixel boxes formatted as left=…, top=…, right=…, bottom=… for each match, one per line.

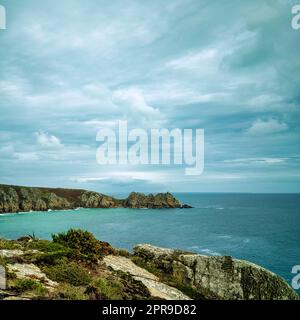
left=0, top=184, right=189, bottom=213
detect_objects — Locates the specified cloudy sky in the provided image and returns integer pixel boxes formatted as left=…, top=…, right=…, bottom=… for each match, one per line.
left=0, top=0, right=300, bottom=194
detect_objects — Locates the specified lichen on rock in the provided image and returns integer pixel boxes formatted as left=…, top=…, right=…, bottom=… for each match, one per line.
left=133, top=244, right=299, bottom=300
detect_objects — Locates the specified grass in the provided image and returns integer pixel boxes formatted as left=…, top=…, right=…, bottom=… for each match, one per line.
left=0, top=238, right=23, bottom=250
left=114, top=249, right=132, bottom=258
left=0, top=255, right=6, bottom=267
left=50, top=283, right=87, bottom=300
left=25, top=239, right=67, bottom=253
left=87, top=277, right=123, bottom=300
left=42, top=261, right=92, bottom=286
left=131, top=256, right=163, bottom=276
left=35, top=250, right=73, bottom=266
left=10, top=278, right=48, bottom=296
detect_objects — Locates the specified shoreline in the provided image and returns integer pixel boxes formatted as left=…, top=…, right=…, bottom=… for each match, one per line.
left=0, top=184, right=192, bottom=214
left=0, top=205, right=191, bottom=216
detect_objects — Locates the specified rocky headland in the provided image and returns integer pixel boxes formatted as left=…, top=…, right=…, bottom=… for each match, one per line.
left=0, top=229, right=298, bottom=300
left=0, top=184, right=191, bottom=214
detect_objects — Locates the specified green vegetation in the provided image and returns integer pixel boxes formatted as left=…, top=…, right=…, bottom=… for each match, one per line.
left=85, top=272, right=151, bottom=300
left=0, top=229, right=155, bottom=300
left=50, top=283, right=87, bottom=300
left=11, top=278, right=47, bottom=296
left=0, top=255, right=5, bottom=267
left=114, top=248, right=132, bottom=258
left=0, top=238, right=22, bottom=250
left=52, top=229, right=113, bottom=263
left=131, top=256, right=162, bottom=276
left=43, top=261, right=92, bottom=286
left=131, top=255, right=202, bottom=299
left=35, top=250, right=72, bottom=266
left=25, top=239, right=67, bottom=253
left=86, top=277, right=123, bottom=300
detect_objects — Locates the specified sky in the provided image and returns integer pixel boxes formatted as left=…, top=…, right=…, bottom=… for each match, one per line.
left=0, top=0, right=300, bottom=194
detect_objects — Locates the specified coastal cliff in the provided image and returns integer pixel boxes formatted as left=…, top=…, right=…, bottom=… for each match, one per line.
left=0, top=184, right=188, bottom=213
left=133, top=244, right=299, bottom=300
left=0, top=229, right=298, bottom=300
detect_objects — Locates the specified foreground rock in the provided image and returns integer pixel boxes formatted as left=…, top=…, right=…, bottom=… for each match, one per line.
left=0, top=249, right=39, bottom=258
left=103, top=255, right=191, bottom=300
left=0, top=250, right=24, bottom=258
left=134, top=244, right=299, bottom=300
left=0, top=184, right=188, bottom=213
left=7, top=263, right=58, bottom=290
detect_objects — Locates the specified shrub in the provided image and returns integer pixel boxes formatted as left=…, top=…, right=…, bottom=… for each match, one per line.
left=51, top=283, right=87, bottom=300
left=6, top=270, right=17, bottom=280
left=52, top=229, right=113, bottom=262
left=35, top=250, right=72, bottom=266
left=43, top=261, right=91, bottom=286
left=0, top=238, right=23, bottom=250
left=114, top=271, right=151, bottom=300
left=115, top=249, right=131, bottom=258
left=87, top=277, right=123, bottom=300
left=25, top=240, right=66, bottom=253
left=12, top=278, right=47, bottom=295
left=0, top=255, right=5, bottom=266
left=86, top=274, right=151, bottom=300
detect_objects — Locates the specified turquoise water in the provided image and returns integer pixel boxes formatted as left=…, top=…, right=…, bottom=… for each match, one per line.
left=0, top=193, right=299, bottom=289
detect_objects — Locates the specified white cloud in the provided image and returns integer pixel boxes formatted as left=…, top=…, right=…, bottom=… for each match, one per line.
left=246, top=118, right=288, bottom=135
left=224, top=157, right=287, bottom=165
left=112, top=88, right=162, bottom=124
left=199, top=173, right=243, bottom=180
left=35, top=131, right=64, bottom=149
left=71, top=170, right=169, bottom=184
left=143, top=82, right=229, bottom=105
left=166, top=49, right=218, bottom=70
left=83, top=120, right=117, bottom=128
left=0, top=79, right=117, bottom=112
left=247, top=94, right=283, bottom=107
left=14, top=152, right=39, bottom=161
left=71, top=177, right=109, bottom=183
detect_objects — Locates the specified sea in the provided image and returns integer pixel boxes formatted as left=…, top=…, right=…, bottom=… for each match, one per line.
left=0, top=193, right=299, bottom=291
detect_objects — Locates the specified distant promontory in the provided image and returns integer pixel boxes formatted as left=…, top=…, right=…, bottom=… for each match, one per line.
left=0, top=184, right=191, bottom=214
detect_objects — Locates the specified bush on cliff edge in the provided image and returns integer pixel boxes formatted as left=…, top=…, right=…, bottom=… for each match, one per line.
left=52, top=229, right=113, bottom=263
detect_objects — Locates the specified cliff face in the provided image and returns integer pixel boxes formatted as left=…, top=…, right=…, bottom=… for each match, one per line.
left=124, top=192, right=181, bottom=209
left=133, top=244, right=299, bottom=300
left=0, top=185, right=186, bottom=213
